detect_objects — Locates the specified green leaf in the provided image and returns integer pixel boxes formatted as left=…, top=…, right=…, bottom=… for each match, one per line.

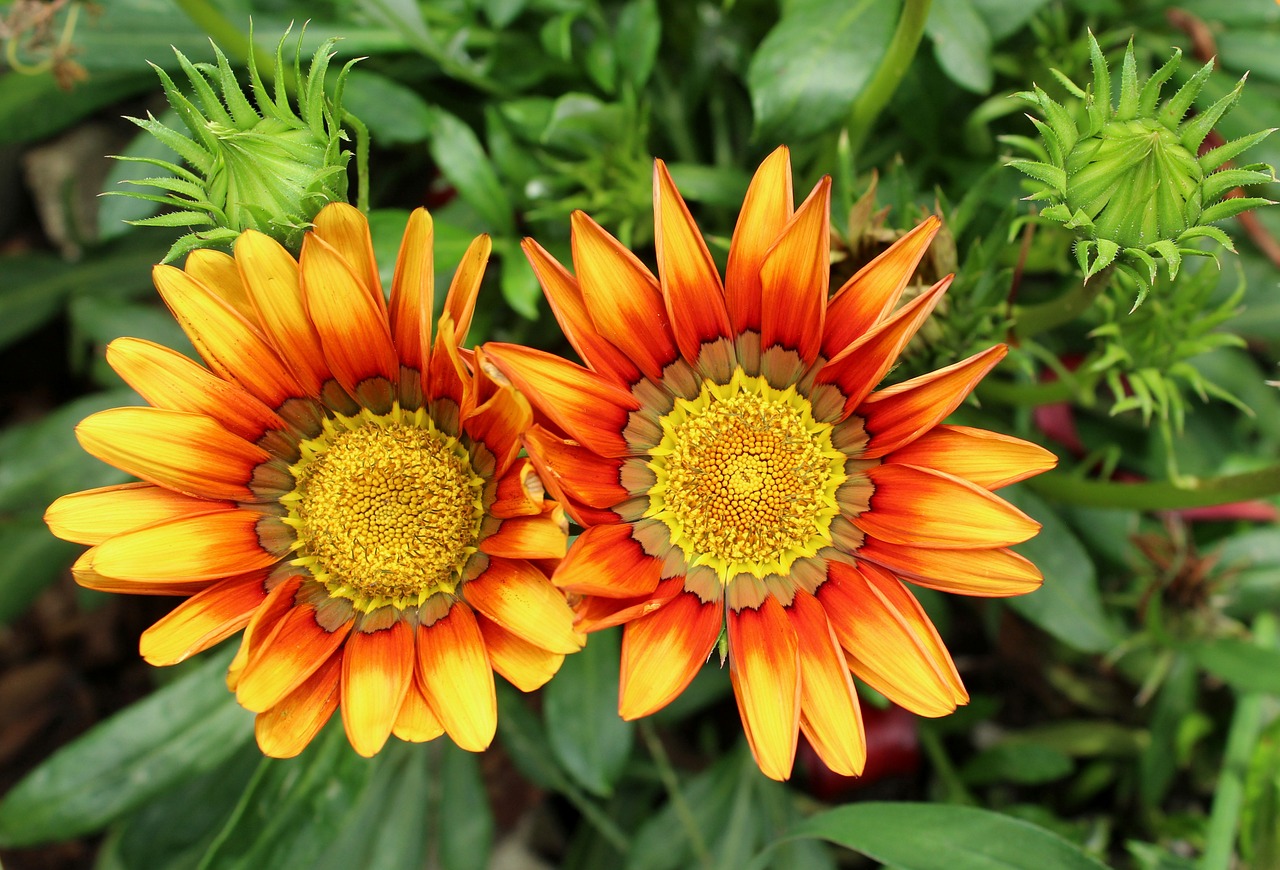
left=428, top=107, right=517, bottom=236
left=69, top=296, right=197, bottom=387
left=926, top=0, right=994, bottom=94
left=0, top=515, right=81, bottom=625
left=764, top=802, right=1109, bottom=870
left=1187, top=638, right=1280, bottom=695
left=0, top=70, right=154, bottom=147
left=437, top=744, right=495, bottom=870
left=545, top=627, right=634, bottom=796
left=961, top=743, right=1074, bottom=786
left=615, top=0, right=662, bottom=90
left=1002, top=487, right=1118, bottom=653
left=747, top=0, right=899, bottom=141
left=0, top=646, right=253, bottom=847
left=341, top=69, right=435, bottom=146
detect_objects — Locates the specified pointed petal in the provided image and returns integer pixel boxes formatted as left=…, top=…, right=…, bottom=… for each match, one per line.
left=254, top=652, right=341, bottom=758
left=524, top=426, right=627, bottom=508
left=574, top=580, right=682, bottom=633
left=760, top=177, right=830, bottom=366
left=728, top=595, right=800, bottom=781
left=183, top=248, right=257, bottom=323
left=139, top=570, right=269, bottom=665
left=787, top=589, right=865, bottom=776
left=619, top=589, right=722, bottom=719
left=393, top=673, right=446, bottom=743
left=477, top=613, right=566, bottom=691
left=572, top=210, right=678, bottom=380
left=76, top=407, right=270, bottom=502
left=818, top=561, right=966, bottom=717
left=106, top=338, right=287, bottom=444
left=522, top=238, right=641, bottom=384
left=226, top=569, right=305, bottom=692
left=462, top=377, right=531, bottom=476
left=311, top=202, right=385, bottom=312
left=341, top=620, right=415, bottom=757
left=859, top=344, right=1008, bottom=458
left=90, top=509, right=280, bottom=582
left=442, top=234, right=491, bottom=345
left=653, top=160, right=732, bottom=361
left=237, top=602, right=353, bottom=713
left=554, top=523, right=662, bottom=598
left=490, top=458, right=547, bottom=519
left=484, top=343, right=640, bottom=458
left=45, top=482, right=231, bottom=546
left=859, top=537, right=1044, bottom=597
left=426, top=316, right=474, bottom=429
left=300, top=233, right=399, bottom=403
left=726, top=146, right=793, bottom=334
left=389, top=208, right=434, bottom=375
left=884, top=425, right=1058, bottom=489
left=823, top=216, right=942, bottom=358
left=814, top=277, right=950, bottom=416
left=857, top=464, right=1041, bottom=549
left=464, top=556, right=581, bottom=654
left=417, top=602, right=496, bottom=751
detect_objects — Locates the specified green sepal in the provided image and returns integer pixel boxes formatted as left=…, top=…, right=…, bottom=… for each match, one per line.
left=1179, top=76, right=1246, bottom=153
left=1200, top=128, right=1276, bottom=172
left=1200, top=197, right=1276, bottom=225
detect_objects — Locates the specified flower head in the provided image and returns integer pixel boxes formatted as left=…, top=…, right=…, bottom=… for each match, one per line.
left=1009, top=34, right=1275, bottom=305
left=486, top=147, right=1057, bottom=781
left=46, top=204, right=579, bottom=758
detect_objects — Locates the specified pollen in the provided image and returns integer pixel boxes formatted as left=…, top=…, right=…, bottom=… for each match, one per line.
left=647, top=371, right=846, bottom=580
left=284, top=407, right=485, bottom=611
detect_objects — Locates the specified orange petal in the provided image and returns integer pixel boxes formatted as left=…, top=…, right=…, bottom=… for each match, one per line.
left=859, top=345, right=1007, bottom=459
left=522, top=238, right=641, bottom=384
left=858, top=537, right=1043, bottom=598
left=183, top=248, right=257, bottom=323
left=814, top=277, right=950, bottom=416
left=571, top=210, right=679, bottom=380
left=153, top=264, right=310, bottom=413
left=484, top=343, right=640, bottom=458
left=477, top=612, right=567, bottom=692
left=300, top=233, right=399, bottom=404
left=76, top=407, right=270, bottom=502
left=389, top=208, right=434, bottom=376
left=90, top=509, right=280, bottom=582
left=857, top=464, right=1041, bottom=550
left=254, top=652, right=341, bottom=759
left=236, top=603, right=353, bottom=713
left=45, top=482, right=230, bottom=546
left=442, top=233, right=491, bottom=345
left=106, top=338, right=287, bottom=444
left=726, top=146, right=793, bottom=334
left=818, top=561, right=966, bottom=717
left=760, top=177, right=830, bottom=366
left=464, top=556, right=581, bottom=654
left=342, top=620, right=415, bottom=757
left=619, top=589, right=722, bottom=719
left=653, top=160, right=731, bottom=361
left=226, top=568, right=305, bottom=691
left=490, top=458, right=546, bottom=519
left=884, top=425, right=1058, bottom=489
left=481, top=508, right=567, bottom=560
left=393, top=673, right=446, bottom=743
left=574, top=582, right=681, bottom=633
left=426, top=316, right=474, bottom=430
left=462, top=379, right=531, bottom=476
left=727, top=595, right=800, bottom=782
left=139, top=570, right=269, bottom=665
left=234, top=230, right=333, bottom=397
left=554, top=523, right=662, bottom=598
left=311, top=202, right=385, bottom=312
left=523, top=426, right=627, bottom=508
left=417, top=602, right=496, bottom=751
left=787, top=589, right=865, bottom=776
left=823, top=216, right=941, bottom=358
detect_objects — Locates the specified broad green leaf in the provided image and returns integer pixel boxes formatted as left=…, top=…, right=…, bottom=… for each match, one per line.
left=615, top=0, right=661, bottom=90
left=545, top=628, right=633, bottom=796
left=1218, top=527, right=1280, bottom=617
left=960, top=743, right=1074, bottom=786
left=926, top=0, right=994, bottom=93
left=70, top=296, right=197, bottom=388
left=0, top=71, right=153, bottom=147
left=969, top=0, right=1053, bottom=40
left=496, top=681, right=572, bottom=791
left=0, top=646, right=252, bottom=847
left=0, top=516, right=81, bottom=625
left=626, top=752, right=744, bottom=870
left=341, top=69, right=435, bottom=146
left=763, top=802, right=1109, bottom=870
left=437, top=743, right=495, bottom=870
left=316, top=742, right=433, bottom=870
left=497, top=236, right=544, bottom=321
left=428, top=108, right=517, bottom=236
left=483, top=0, right=530, bottom=29
left=1187, top=638, right=1280, bottom=695
left=747, top=0, right=899, bottom=141
left=1002, top=487, right=1118, bottom=653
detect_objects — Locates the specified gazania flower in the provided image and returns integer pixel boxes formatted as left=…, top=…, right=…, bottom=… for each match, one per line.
left=486, top=147, right=1056, bottom=781
left=45, top=203, right=579, bottom=758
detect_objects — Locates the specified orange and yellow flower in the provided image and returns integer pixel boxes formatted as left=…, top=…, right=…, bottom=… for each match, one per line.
left=45, top=203, right=579, bottom=759
left=486, top=147, right=1056, bottom=781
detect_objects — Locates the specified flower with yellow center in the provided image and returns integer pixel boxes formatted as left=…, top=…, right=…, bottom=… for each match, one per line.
left=485, top=147, right=1057, bottom=782
left=45, top=203, right=580, bottom=759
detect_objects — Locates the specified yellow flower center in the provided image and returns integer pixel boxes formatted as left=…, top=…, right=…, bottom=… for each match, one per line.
left=646, top=370, right=846, bottom=581
left=283, top=406, right=485, bottom=612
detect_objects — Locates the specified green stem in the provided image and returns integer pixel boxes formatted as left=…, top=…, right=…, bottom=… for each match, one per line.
left=1027, top=464, right=1280, bottom=510
left=1013, top=271, right=1110, bottom=339
left=976, top=376, right=1082, bottom=407
left=1200, top=613, right=1278, bottom=870
left=918, top=726, right=975, bottom=805
left=640, top=720, right=713, bottom=870
left=844, top=0, right=932, bottom=159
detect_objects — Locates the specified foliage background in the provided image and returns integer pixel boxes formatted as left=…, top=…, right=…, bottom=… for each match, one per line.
left=0, top=0, right=1278, bottom=868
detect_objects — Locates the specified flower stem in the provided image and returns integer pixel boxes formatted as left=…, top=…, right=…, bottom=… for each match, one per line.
left=1012, top=271, right=1110, bottom=339
left=1200, top=613, right=1278, bottom=870
left=844, top=0, right=933, bottom=159
left=640, top=720, right=714, bottom=870
left=1027, top=463, right=1280, bottom=509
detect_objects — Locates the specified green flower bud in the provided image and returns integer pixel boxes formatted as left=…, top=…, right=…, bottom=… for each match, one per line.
left=113, top=33, right=362, bottom=261
left=1008, top=33, right=1275, bottom=306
